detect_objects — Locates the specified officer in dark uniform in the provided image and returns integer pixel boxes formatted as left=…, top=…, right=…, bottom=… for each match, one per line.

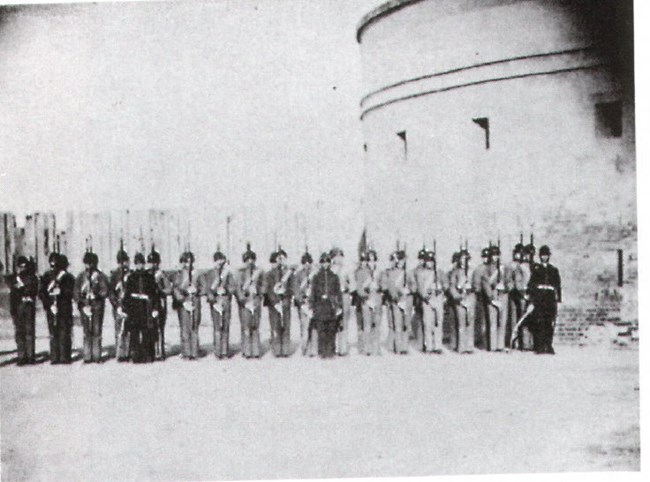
left=147, top=249, right=172, bottom=360
left=74, top=252, right=110, bottom=363
left=9, top=256, right=39, bottom=365
left=109, top=249, right=131, bottom=361
left=39, top=254, right=75, bottom=364
left=473, top=247, right=491, bottom=349
left=124, top=252, right=161, bottom=363
left=308, top=252, right=343, bottom=358
left=527, top=245, right=561, bottom=354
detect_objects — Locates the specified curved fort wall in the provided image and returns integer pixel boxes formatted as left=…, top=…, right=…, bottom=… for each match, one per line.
left=357, top=0, right=636, bottom=341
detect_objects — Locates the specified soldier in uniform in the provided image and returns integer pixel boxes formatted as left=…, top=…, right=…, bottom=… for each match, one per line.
left=265, top=248, right=294, bottom=357
left=506, top=244, right=532, bottom=350
left=528, top=245, right=561, bottom=354
left=172, top=251, right=202, bottom=360
left=293, top=250, right=316, bottom=356
left=472, top=247, right=491, bottom=350
left=380, top=250, right=412, bottom=354
left=235, top=244, right=265, bottom=358
left=446, top=250, right=475, bottom=354
left=39, top=254, right=75, bottom=364
left=39, top=252, right=60, bottom=359
left=483, top=245, right=508, bottom=351
left=330, top=247, right=351, bottom=356
left=124, top=253, right=161, bottom=363
left=308, top=252, right=343, bottom=358
left=147, top=249, right=172, bottom=360
left=9, top=256, right=39, bottom=365
left=351, top=249, right=382, bottom=356
left=74, top=252, right=110, bottom=363
left=412, top=250, right=446, bottom=353
left=409, top=248, right=429, bottom=346
left=200, top=249, right=236, bottom=358
left=108, top=249, right=131, bottom=361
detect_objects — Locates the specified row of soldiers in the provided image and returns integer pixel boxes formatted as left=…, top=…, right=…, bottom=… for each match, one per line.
left=5, top=239, right=561, bottom=364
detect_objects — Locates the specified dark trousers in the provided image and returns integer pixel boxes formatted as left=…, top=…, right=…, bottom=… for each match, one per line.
left=269, top=301, right=291, bottom=357
left=315, top=319, right=337, bottom=358
left=47, top=311, right=73, bottom=363
left=155, top=311, right=167, bottom=360
left=130, top=327, right=156, bottom=363
left=80, top=303, right=104, bottom=362
left=533, top=294, right=557, bottom=354
left=13, top=302, right=36, bottom=363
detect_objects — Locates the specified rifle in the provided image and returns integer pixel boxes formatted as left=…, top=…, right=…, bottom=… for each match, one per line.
left=433, top=239, right=438, bottom=293
left=509, top=303, right=535, bottom=351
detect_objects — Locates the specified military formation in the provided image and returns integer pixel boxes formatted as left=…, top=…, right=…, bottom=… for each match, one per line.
left=5, top=237, right=561, bottom=365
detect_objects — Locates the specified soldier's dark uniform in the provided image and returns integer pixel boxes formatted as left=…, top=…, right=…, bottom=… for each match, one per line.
left=330, top=248, right=352, bottom=356
left=472, top=248, right=491, bottom=349
left=200, top=251, right=236, bottom=358
left=309, top=253, right=343, bottom=358
left=124, top=253, right=161, bottom=363
left=172, top=252, right=203, bottom=360
left=527, top=245, right=561, bottom=354
left=235, top=246, right=265, bottom=358
left=482, top=246, right=508, bottom=351
left=39, top=253, right=61, bottom=359
left=408, top=249, right=429, bottom=345
left=74, top=252, right=110, bottom=363
left=293, top=251, right=316, bottom=356
left=39, top=254, right=75, bottom=364
left=351, top=250, right=382, bottom=356
left=9, top=257, right=39, bottom=365
left=265, top=249, right=294, bottom=357
left=447, top=250, right=475, bottom=354
left=148, top=250, right=172, bottom=360
left=380, top=250, right=412, bottom=354
left=108, top=250, right=131, bottom=361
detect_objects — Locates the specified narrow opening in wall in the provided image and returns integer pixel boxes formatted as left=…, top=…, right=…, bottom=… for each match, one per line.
left=472, top=117, right=490, bottom=149
left=595, top=101, right=622, bottom=138
left=396, top=131, right=407, bottom=161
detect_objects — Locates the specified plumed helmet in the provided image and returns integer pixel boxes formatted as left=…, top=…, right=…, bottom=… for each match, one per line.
left=490, top=245, right=501, bottom=256
left=481, top=248, right=491, bottom=258
left=242, top=243, right=256, bottom=262
left=83, top=252, right=97, bottom=265
left=451, top=252, right=460, bottom=263
left=539, top=245, right=551, bottom=256
left=116, top=250, right=130, bottom=263
left=459, top=248, right=471, bottom=260
left=513, top=243, right=525, bottom=254
left=269, top=251, right=278, bottom=264
left=276, top=248, right=287, bottom=258
left=55, top=254, right=69, bottom=271
left=319, top=252, right=332, bottom=263
left=329, top=247, right=344, bottom=258
left=417, top=248, right=428, bottom=260
left=17, top=255, right=29, bottom=267
left=48, top=252, right=59, bottom=264
left=180, top=251, right=195, bottom=264
left=134, top=252, right=146, bottom=264
left=301, top=251, right=313, bottom=264
left=523, top=243, right=536, bottom=256
left=366, top=249, right=378, bottom=262
left=395, top=250, right=406, bottom=261
left=147, top=250, right=161, bottom=264
left=213, top=251, right=226, bottom=261
left=426, top=250, right=435, bottom=262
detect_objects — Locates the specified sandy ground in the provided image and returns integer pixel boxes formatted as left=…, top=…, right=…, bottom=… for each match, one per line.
left=0, top=308, right=640, bottom=481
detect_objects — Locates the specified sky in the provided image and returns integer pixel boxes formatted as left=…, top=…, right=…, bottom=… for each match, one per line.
left=0, top=0, right=380, bottom=219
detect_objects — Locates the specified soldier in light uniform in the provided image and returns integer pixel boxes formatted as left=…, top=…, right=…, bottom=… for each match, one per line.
left=147, top=249, right=172, bottom=360
left=235, top=245, right=265, bottom=358
left=308, top=252, right=343, bottom=358
left=351, top=249, right=382, bottom=356
left=74, top=252, right=110, bottom=363
left=412, top=250, right=446, bottom=353
left=518, top=243, right=537, bottom=350
left=172, top=251, right=202, bottom=360
left=483, top=245, right=508, bottom=351
left=108, top=250, right=131, bottom=361
left=506, top=244, right=531, bottom=350
left=293, top=250, right=316, bottom=356
left=446, top=250, right=475, bottom=354
left=380, top=250, right=412, bottom=354
left=528, top=245, right=562, bottom=354
left=409, top=249, right=429, bottom=346
left=124, top=253, right=161, bottom=363
left=265, top=248, right=294, bottom=357
left=330, top=247, right=352, bottom=356
left=200, top=249, right=236, bottom=358
left=473, top=248, right=492, bottom=350
left=9, top=256, right=39, bottom=365
left=39, top=254, right=75, bottom=364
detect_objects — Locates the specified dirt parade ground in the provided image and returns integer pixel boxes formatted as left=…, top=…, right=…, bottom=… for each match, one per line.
left=0, top=309, right=640, bottom=481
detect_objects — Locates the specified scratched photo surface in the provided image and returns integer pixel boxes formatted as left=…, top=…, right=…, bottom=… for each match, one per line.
left=0, top=0, right=640, bottom=480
